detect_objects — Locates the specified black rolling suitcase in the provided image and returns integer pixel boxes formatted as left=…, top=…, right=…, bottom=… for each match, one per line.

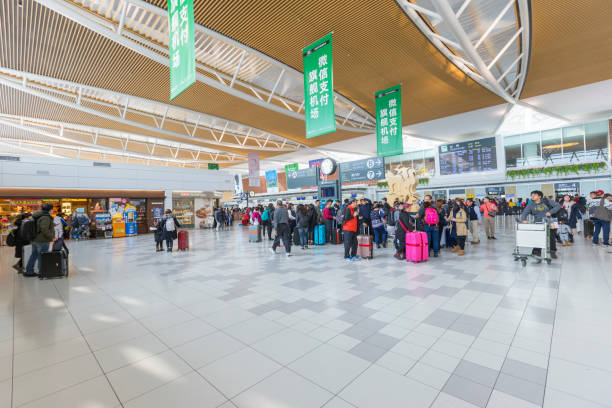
left=583, top=219, right=594, bottom=237
left=40, top=239, right=69, bottom=279
left=293, top=228, right=300, bottom=246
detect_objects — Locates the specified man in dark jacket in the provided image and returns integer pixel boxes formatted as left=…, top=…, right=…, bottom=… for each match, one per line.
left=24, top=204, right=54, bottom=277
left=358, top=198, right=373, bottom=235
left=270, top=201, right=291, bottom=256
left=13, top=212, right=32, bottom=272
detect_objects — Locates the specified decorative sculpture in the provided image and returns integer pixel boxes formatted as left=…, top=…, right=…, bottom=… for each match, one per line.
left=386, top=165, right=420, bottom=205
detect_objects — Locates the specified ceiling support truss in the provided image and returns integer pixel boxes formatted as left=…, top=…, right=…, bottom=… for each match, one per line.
left=0, top=115, right=246, bottom=165
left=35, top=0, right=375, bottom=132
left=0, top=68, right=304, bottom=153
left=397, top=0, right=530, bottom=103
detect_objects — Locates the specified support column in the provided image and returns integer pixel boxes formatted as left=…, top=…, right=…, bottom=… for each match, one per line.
left=164, top=190, right=173, bottom=211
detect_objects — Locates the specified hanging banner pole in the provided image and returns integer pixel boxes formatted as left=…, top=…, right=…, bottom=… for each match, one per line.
left=303, top=33, right=335, bottom=139
left=168, top=0, right=196, bottom=100
left=375, top=84, right=403, bottom=157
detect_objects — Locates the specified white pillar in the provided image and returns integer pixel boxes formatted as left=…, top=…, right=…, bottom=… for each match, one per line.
left=164, top=190, right=173, bottom=211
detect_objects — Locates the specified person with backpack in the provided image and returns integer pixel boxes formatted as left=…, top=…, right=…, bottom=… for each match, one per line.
left=370, top=203, right=387, bottom=249
left=480, top=197, right=498, bottom=240
left=417, top=197, right=440, bottom=257
left=161, top=209, right=181, bottom=252
left=24, top=204, right=54, bottom=277
left=322, top=200, right=335, bottom=244
left=520, top=190, right=562, bottom=259
left=261, top=204, right=271, bottom=239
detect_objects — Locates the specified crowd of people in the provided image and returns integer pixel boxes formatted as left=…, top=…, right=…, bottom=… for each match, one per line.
left=6, top=189, right=611, bottom=276
left=237, top=189, right=612, bottom=262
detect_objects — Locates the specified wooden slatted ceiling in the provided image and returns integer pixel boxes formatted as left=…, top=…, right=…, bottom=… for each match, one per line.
left=521, top=0, right=612, bottom=98
left=0, top=0, right=367, bottom=149
left=145, top=0, right=504, bottom=121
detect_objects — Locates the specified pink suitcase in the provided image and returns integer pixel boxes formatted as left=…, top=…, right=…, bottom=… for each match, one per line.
left=406, top=231, right=428, bottom=263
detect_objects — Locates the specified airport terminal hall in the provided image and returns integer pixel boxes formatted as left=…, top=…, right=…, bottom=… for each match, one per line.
left=3, top=1, right=612, bottom=407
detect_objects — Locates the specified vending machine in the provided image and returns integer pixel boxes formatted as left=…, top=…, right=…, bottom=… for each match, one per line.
left=124, top=205, right=138, bottom=236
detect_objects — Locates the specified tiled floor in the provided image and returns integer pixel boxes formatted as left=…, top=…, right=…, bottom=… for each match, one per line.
left=1, top=225, right=612, bottom=408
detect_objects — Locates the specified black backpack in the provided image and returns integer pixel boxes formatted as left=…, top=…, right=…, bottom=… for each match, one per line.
left=6, top=229, right=17, bottom=247
left=19, top=219, right=36, bottom=242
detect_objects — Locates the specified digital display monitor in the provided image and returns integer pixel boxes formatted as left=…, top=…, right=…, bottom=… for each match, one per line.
left=320, top=186, right=336, bottom=199
left=439, top=137, right=497, bottom=175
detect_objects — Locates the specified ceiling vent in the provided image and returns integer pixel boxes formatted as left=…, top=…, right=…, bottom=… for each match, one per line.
left=93, top=162, right=111, bottom=167
left=0, top=156, right=20, bottom=161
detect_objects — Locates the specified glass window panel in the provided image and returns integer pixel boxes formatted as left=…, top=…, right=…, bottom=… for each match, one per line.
left=504, top=134, right=521, bottom=168
left=505, top=144, right=521, bottom=168
left=585, top=121, right=609, bottom=162
left=562, top=125, right=585, bottom=162
left=541, top=128, right=562, bottom=164
left=521, top=131, right=541, bottom=158
left=424, top=156, right=435, bottom=176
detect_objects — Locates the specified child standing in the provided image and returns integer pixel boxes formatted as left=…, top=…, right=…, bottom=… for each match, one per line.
left=154, top=219, right=164, bottom=252
left=558, top=220, right=572, bottom=246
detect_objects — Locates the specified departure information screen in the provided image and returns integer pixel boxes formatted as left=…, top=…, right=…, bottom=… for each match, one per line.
left=439, top=137, right=497, bottom=175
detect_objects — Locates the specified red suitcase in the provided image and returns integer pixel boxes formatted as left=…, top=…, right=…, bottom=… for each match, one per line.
left=406, top=231, right=428, bottom=263
left=178, top=230, right=189, bottom=251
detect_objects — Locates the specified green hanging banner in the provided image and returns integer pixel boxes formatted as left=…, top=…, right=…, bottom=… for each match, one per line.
left=207, top=163, right=219, bottom=170
left=375, top=84, right=403, bottom=157
left=303, top=33, right=335, bottom=139
left=168, top=0, right=196, bottom=100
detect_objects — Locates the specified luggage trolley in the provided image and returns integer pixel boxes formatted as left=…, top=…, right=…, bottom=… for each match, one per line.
left=513, top=221, right=551, bottom=267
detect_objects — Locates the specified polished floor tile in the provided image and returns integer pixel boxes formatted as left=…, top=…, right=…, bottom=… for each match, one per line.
left=1, top=226, right=611, bottom=408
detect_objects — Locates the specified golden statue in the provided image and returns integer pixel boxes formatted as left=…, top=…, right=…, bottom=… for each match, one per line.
left=386, top=165, right=420, bottom=205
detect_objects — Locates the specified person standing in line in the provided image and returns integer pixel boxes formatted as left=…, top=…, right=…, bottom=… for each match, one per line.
left=161, top=209, right=181, bottom=252
left=322, top=200, right=335, bottom=243
left=370, top=203, right=387, bottom=249
left=342, top=199, right=359, bottom=261
left=417, top=197, right=440, bottom=257
left=465, top=198, right=481, bottom=244
left=24, top=204, right=54, bottom=277
left=446, top=201, right=468, bottom=256
left=296, top=204, right=310, bottom=250
left=270, top=200, right=291, bottom=257
left=12, top=212, right=32, bottom=272
left=480, top=197, right=498, bottom=240
left=394, top=203, right=415, bottom=260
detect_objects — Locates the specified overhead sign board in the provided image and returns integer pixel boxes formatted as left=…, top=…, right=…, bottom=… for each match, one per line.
left=286, top=167, right=319, bottom=189
left=303, top=33, right=335, bottom=138
left=168, top=0, right=196, bottom=100
left=439, top=137, right=497, bottom=175
left=339, top=157, right=385, bottom=183
left=375, top=84, right=403, bottom=157
left=285, top=163, right=299, bottom=174
left=485, top=186, right=505, bottom=196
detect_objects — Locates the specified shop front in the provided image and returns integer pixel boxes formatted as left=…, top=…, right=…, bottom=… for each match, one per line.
left=0, top=189, right=165, bottom=243
left=172, top=191, right=222, bottom=229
